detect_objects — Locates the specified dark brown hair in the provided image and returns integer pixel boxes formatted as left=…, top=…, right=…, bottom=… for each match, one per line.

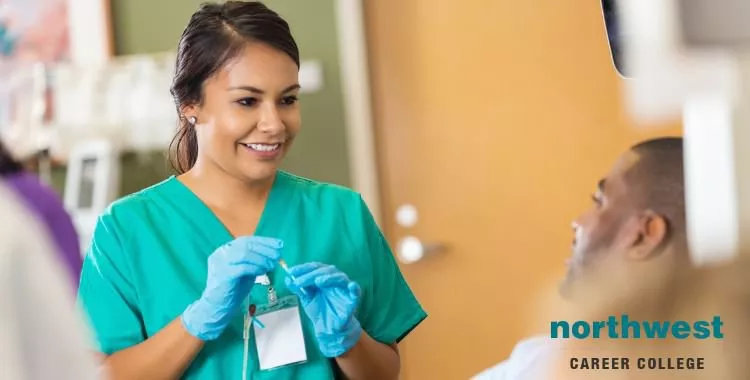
left=168, top=1, right=300, bottom=173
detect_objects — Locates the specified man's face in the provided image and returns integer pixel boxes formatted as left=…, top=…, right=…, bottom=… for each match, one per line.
left=560, top=151, right=640, bottom=295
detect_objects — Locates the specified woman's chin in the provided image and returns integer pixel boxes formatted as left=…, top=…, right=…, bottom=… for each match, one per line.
left=237, top=164, right=281, bottom=184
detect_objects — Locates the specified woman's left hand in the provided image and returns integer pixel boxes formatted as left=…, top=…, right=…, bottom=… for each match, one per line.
left=285, top=262, right=363, bottom=358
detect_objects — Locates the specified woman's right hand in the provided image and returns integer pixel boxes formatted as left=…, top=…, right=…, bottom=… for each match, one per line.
left=181, top=236, right=283, bottom=341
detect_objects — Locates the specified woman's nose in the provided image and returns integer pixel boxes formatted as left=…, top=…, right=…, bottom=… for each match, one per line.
left=258, top=104, right=284, bottom=134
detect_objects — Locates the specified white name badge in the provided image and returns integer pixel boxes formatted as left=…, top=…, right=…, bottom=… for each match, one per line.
left=253, top=296, right=307, bottom=371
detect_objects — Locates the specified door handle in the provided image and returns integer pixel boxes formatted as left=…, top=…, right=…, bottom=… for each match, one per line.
left=397, top=236, right=446, bottom=264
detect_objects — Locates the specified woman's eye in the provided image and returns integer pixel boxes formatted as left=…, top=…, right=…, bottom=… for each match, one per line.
left=281, top=96, right=298, bottom=106
left=237, top=98, right=257, bottom=107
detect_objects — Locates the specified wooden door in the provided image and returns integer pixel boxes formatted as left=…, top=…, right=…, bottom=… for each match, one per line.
left=365, top=1, right=681, bottom=379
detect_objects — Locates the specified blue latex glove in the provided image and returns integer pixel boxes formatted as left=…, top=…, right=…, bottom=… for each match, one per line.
left=285, top=262, right=363, bottom=357
left=181, top=236, right=283, bottom=340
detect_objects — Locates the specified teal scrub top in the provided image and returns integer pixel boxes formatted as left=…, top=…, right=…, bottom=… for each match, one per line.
left=77, top=171, right=427, bottom=379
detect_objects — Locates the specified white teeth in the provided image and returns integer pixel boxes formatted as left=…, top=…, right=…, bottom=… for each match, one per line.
left=247, top=143, right=280, bottom=152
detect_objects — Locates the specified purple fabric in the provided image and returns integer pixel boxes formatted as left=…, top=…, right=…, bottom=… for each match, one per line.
left=3, top=172, right=82, bottom=287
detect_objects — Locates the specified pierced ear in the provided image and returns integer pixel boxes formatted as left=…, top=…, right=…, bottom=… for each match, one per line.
left=627, top=210, right=668, bottom=260
left=180, top=104, right=198, bottom=126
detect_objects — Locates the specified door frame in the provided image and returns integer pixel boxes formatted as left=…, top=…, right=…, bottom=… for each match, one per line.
left=334, top=0, right=382, bottom=225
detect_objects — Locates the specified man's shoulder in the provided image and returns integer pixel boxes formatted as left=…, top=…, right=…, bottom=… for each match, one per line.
left=471, top=335, right=556, bottom=380
left=508, top=335, right=552, bottom=356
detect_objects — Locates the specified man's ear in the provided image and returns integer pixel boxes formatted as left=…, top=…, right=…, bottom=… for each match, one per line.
left=627, top=210, right=668, bottom=260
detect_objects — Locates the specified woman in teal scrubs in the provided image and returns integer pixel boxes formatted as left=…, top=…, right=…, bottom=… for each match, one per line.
left=77, top=2, right=426, bottom=379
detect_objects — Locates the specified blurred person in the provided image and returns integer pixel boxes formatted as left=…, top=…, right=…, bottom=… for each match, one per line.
left=77, top=2, right=426, bottom=379
left=0, top=0, right=68, bottom=62
left=0, top=1, right=18, bottom=57
left=13, top=0, right=68, bottom=62
left=473, top=137, right=689, bottom=379
left=0, top=182, right=100, bottom=379
left=0, top=140, right=82, bottom=287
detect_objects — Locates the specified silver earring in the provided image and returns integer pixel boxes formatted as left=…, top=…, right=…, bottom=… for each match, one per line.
left=188, top=116, right=197, bottom=125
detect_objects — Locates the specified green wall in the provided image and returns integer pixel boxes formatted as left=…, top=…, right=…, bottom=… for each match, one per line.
left=59, top=0, right=350, bottom=195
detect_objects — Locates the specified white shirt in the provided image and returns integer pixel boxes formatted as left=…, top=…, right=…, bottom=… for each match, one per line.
left=472, top=335, right=558, bottom=380
left=0, top=184, right=101, bottom=379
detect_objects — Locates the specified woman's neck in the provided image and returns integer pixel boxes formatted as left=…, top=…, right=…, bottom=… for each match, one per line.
left=178, top=163, right=275, bottom=212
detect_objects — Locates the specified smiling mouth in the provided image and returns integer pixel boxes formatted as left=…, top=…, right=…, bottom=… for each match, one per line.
left=241, top=143, right=281, bottom=152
